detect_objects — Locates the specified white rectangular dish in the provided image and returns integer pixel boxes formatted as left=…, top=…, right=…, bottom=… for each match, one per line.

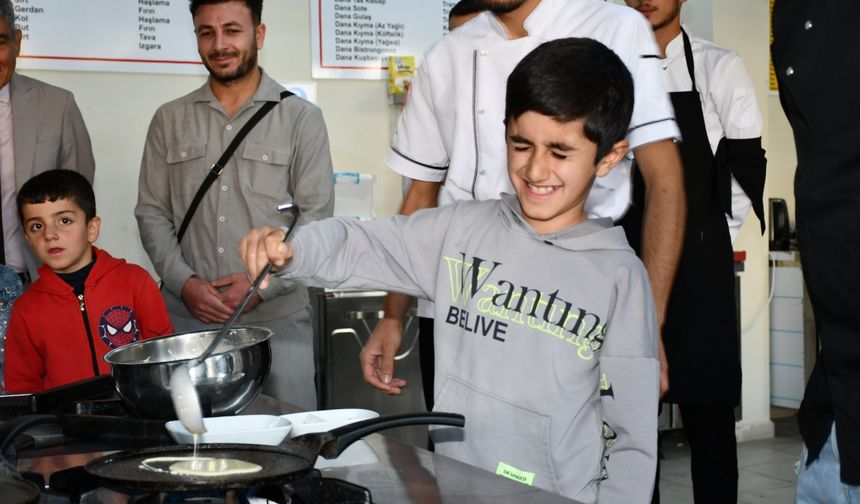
left=165, top=414, right=291, bottom=445
left=279, top=408, right=379, bottom=437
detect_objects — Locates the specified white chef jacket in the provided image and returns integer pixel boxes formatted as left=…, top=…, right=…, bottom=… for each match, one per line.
left=387, top=0, right=680, bottom=221
left=661, top=30, right=763, bottom=242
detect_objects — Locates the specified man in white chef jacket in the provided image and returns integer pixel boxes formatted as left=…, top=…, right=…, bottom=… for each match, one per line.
left=624, top=1, right=767, bottom=503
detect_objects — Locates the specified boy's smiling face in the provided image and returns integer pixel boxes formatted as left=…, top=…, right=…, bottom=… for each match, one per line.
left=507, top=111, right=627, bottom=234
left=21, top=198, right=100, bottom=274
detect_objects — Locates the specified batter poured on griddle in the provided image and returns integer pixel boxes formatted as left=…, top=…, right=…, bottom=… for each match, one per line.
left=139, top=456, right=262, bottom=477
left=169, top=457, right=262, bottom=477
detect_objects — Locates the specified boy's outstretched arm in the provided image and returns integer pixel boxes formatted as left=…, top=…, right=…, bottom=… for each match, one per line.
left=240, top=210, right=454, bottom=393
left=238, top=226, right=294, bottom=290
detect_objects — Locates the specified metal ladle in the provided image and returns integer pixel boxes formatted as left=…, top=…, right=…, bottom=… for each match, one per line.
left=169, top=203, right=300, bottom=435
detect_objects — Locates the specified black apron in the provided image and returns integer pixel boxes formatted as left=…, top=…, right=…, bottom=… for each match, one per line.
left=620, top=30, right=740, bottom=406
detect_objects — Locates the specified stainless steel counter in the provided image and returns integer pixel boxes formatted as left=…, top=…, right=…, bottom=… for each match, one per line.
left=318, top=433, right=579, bottom=504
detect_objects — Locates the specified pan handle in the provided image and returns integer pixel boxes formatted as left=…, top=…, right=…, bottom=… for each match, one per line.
left=320, top=412, right=465, bottom=459
left=0, top=414, right=58, bottom=461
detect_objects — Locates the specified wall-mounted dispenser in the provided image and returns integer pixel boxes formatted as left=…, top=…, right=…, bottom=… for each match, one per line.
left=387, top=55, right=415, bottom=105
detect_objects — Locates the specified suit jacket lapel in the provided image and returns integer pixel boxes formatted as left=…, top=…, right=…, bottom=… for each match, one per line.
left=10, top=74, right=37, bottom=190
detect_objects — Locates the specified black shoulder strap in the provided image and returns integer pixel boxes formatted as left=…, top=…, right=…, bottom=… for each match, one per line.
left=176, top=90, right=293, bottom=243
left=681, top=28, right=697, bottom=92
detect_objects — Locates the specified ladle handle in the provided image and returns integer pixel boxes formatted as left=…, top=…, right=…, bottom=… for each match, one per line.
left=192, top=204, right=300, bottom=366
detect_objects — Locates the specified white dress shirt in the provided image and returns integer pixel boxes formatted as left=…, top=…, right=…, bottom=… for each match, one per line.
left=0, top=83, right=26, bottom=272
left=661, top=30, right=763, bottom=242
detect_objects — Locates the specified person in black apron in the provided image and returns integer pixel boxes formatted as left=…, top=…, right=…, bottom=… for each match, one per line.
left=623, top=2, right=767, bottom=502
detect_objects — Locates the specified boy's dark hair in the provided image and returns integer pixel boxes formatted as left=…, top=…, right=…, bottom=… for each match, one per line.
left=505, top=38, right=634, bottom=161
left=189, top=0, right=262, bottom=25
left=449, top=0, right=484, bottom=20
left=17, top=170, right=97, bottom=222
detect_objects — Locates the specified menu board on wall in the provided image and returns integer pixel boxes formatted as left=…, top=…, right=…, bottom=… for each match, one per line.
left=13, top=0, right=206, bottom=75
left=311, top=0, right=456, bottom=80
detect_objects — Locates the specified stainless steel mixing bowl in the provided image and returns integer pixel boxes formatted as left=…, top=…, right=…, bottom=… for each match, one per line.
left=103, top=326, right=272, bottom=419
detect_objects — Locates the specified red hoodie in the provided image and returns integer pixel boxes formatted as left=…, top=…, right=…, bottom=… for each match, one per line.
left=4, top=248, right=174, bottom=393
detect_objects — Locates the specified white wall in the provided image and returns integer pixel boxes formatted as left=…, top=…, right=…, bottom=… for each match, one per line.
left=18, top=0, right=397, bottom=274
left=712, top=0, right=775, bottom=441
left=766, top=93, right=797, bottom=221
left=680, top=0, right=713, bottom=40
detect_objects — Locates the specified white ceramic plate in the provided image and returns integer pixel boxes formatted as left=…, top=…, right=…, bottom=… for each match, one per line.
left=165, top=414, right=292, bottom=445
left=279, top=409, right=379, bottom=438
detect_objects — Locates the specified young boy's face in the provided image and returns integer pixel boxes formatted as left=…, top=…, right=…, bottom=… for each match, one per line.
left=507, top=111, right=627, bottom=234
left=21, top=198, right=100, bottom=274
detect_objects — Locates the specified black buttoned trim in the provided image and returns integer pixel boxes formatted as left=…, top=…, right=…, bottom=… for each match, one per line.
left=628, top=117, right=676, bottom=133
left=390, top=146, right=449, bottom=171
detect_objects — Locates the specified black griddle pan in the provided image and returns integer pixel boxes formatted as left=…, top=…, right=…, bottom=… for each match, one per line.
left=85, top=412, right=464, bottom=492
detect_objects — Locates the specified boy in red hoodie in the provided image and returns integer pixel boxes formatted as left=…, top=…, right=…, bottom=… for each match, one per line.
left=3, top=169, right=173, bottom=392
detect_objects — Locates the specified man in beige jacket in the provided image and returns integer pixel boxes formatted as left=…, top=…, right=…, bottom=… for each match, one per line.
left=0, top=0, right=95, bottom=282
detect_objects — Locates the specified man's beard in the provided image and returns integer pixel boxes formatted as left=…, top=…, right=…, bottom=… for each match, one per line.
left=204, top=48, right=258, bottom=84
left=651, top=2, right=682, bottom=31
left=474, top=0, right=529, bottom=15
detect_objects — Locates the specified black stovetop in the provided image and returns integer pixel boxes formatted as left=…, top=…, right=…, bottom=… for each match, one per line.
left=15, top=395, right=580, bottom=504
left=24, top=466, right=372, bottom=503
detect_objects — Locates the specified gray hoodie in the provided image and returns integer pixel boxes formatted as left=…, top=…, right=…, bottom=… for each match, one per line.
left=277, top=194, right=659, bottom=503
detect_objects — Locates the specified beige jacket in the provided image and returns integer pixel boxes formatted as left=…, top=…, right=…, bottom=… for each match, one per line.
left=135, top=71, right=334, bottom=323
left=10, top=73, right=96, bottom=278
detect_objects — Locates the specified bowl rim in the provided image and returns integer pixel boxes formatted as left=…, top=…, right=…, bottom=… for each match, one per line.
left=103, top=326, right=273, bottom=365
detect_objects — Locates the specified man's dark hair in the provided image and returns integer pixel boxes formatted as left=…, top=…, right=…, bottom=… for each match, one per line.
left=0, top=0, right=15, bottom=35
left=449, top=0, right=484, bottom=20
left=17, top=170, right=97, bottom=222
left=189, top=0, right=263, bottom=25
left=505, top=38, right=634, bottom=161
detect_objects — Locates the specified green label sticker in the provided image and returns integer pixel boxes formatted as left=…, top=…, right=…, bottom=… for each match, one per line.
left=495, top=462, right=535, bottom=486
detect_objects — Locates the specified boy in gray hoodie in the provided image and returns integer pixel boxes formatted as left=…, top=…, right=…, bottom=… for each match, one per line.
left=240, top=38, right=660, bottom=503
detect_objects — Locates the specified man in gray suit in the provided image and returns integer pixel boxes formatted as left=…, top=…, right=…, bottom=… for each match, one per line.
left=0, top=0, right=95, bottom=282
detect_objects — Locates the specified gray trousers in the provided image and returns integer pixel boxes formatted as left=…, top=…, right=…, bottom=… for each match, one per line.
left=169, top=305, right=317, bottom=411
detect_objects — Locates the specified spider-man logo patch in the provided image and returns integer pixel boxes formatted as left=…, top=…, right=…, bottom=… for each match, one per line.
left=99, top=306, right=140, bottom=349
